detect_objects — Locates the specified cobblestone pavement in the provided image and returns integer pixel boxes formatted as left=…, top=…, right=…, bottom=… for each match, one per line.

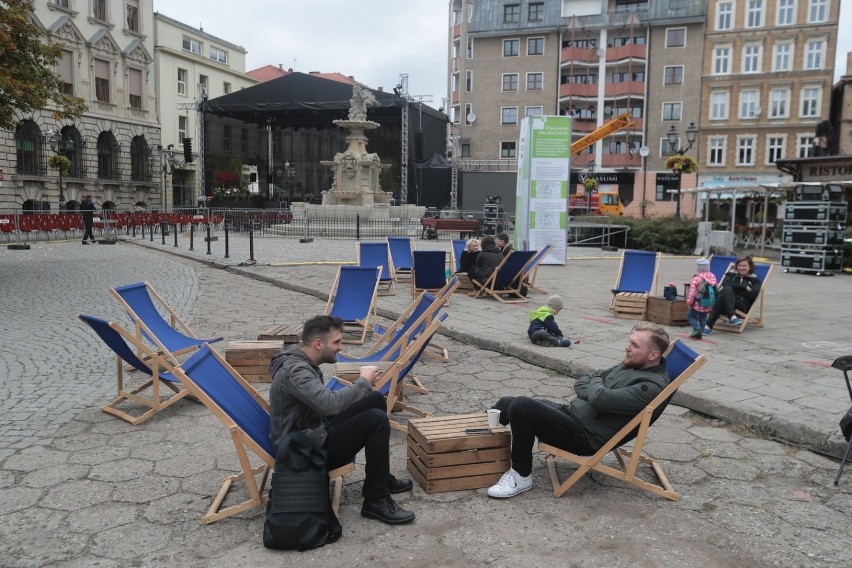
left=0, top=240, right=850, bottom=567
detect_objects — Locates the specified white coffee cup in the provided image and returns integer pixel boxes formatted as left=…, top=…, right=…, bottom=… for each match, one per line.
left=486, top=408, right=501, bottom=429
left=360, top=365, right=379, bottom=376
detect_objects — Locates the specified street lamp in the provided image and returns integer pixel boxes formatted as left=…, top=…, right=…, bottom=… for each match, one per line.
left=665, top=121, right=699, bottom=219
left=49, top=130, right=74, bottom=210
left=586, top=160, right=596, bottom=215
left=285, top=162, right=295, bottom=205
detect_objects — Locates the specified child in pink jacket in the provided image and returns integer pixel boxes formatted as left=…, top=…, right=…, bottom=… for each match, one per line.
left=686, top=258, right=717, bottom=340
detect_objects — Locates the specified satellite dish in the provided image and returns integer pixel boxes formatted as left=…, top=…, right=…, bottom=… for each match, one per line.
left=467, top=112, right=477, bottom=123
left=639, top=146, right=650, bottom=157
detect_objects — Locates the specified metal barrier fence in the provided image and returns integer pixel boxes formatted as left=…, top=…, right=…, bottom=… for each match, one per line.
left=568, top=216, right=630, bottom=249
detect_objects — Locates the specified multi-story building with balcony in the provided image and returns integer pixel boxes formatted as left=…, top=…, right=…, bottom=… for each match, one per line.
left=1, top=0, right=160, bottom=211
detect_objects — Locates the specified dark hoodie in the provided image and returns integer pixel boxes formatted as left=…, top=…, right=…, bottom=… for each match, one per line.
left=268, top=344, right=372, bottom=449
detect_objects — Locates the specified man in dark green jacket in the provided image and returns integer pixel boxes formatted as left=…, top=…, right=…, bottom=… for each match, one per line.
left=487, top=322, right=670, bottom=498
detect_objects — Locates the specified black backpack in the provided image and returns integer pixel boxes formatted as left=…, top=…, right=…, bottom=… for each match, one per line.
left=263, top=432, right=342, bottom=551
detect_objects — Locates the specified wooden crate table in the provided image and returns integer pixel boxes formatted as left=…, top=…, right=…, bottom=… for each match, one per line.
left=407, top=413, right=510, bottom=493
left=257, top=323, right=302, bottom=343
left=646, top=296, right=689, bottom=326
left=224, top=340, right=284, bottom=383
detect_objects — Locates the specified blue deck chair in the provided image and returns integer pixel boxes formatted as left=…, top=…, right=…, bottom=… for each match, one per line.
left=451, top=239, right=467, bottom=272
left=327, top=312, right=448, bottom=433
left=111, top=281, right=222, bottom=363
left=173, top=344, right=354, bottom=523
left=610, top=250, right=661, bottom=317
left=324, top=265, right=381, bottom=345
left=387, top=237, right=414, bottom=282
left=357, top=241, right=394, bottom=295
left=520, top=243, right=555, bottom=294
left=411, top=250, right=448, bottom=299
left=540, top=338, right=707, bottom=500
left=715, top=261, right=772, bottom=333
left=79, top=314, right=188, bottom=425
left=471, top=249, right=537, bottom=303
left=708, top=255, right=737, bottom=283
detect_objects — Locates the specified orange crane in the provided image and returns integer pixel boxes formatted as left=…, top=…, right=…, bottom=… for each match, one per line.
left=570, top=112, right=636, bottom=157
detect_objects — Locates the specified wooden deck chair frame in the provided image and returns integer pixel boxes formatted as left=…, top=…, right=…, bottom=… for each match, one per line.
left=171, top=345, right=354, bottom=524
left=357, top=241, right=395, bottom=296
left=539, top=339, right=707, bottom=500
left=609, top=250, right=661, bottom=319
left=324, top=266, right=381, bottom=345
left=387, top=236, right=414, bottom=282
left=714, top=261, right=772, bottom=333
left=522, top=243, right=555, bottom=294
left=110, top=281, right=223, bottom=365
left=79, top=314, right=189, bottom=425
left=471, top=250, right=538, bottom=304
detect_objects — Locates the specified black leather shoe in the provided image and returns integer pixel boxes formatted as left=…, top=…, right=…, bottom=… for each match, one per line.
left=388, top=475, right=413, bottom=494
left=361, top=497, right=415, bottom=525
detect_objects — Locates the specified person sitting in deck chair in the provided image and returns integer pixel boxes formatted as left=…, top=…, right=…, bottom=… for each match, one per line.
left=487, top=322, right=670, bottom=498
left=467, top=235, right=503, bottom=295
left=704, top=255, right=761, bottom=335
left=269, top=315, right=415, bottom=525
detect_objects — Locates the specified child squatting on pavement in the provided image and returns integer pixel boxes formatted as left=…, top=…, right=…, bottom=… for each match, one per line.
left=528, top=295, right=572, bottom=347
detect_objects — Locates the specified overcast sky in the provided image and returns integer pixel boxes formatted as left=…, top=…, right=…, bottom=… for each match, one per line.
left=153, top=0, right=851, bottom=111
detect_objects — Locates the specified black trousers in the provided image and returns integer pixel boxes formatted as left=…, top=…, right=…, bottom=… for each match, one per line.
left=323, top=391, right=390, bottom=501
left=706, top=287, right=751, bottom=328
left=493, top=396, right=594, bottom=477
left=82, top=217, right=94, bottom=241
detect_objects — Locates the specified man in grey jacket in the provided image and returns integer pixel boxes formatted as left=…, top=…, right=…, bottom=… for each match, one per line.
left=269, top=315, right=415, bottom=525
left=486, top=322, right=671, bottom=498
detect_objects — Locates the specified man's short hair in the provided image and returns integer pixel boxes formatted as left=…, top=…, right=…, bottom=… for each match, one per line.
left=480, top=235, right=495, bottom=248
left=302, top=315, right=343, bottom=343
left=495, top=232, right=509, bottom=243
left=631, top=322, right=670, bottom=354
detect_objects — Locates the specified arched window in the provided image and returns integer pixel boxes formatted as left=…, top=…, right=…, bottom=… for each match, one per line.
left=61, top=125, right=85, bottom=178
left=97, top=131, right=120, bottom=180
left=130, top=135, right=149, bottom=182
left=15, top=120, right=45, bottom=176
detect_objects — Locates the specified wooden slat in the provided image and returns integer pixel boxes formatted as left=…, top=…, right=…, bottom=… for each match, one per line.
left=257, top=324, right=302, bottom=342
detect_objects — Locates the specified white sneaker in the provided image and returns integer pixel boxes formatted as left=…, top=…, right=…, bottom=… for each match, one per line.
left=728, top=315, right=742, bottom=325
left=486, top=468, right=532, bottom=499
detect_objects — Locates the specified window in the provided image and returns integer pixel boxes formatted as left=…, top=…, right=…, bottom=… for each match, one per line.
left=223, top=125, right=232, bottom=152
left=130, top=136, right=148, bottom=181
left=770, top=89, right=789, bottom=118
left=805, top=39, right=824, bottom=69
left=708, top=137, right=726, bottom=166
left=501, top=107, right=518, bottom=124
left=526, top=72, right=543, bottom=90
left=737, top=136, right=756, bottom=165
left=128, top=68, right=142, bottom=109
left=666, top=28, right=685, bottom=48
left=713, top=45, right=731, bottom=74
left=747, top=0, right=764, bottom=27
left=777, top=0, right=795, bottom=25
left=97, top=131, right=119, bottom=180
left=461, top=143, right=471, bottom=157
left=126, top=0, right=139, bottom=32
left=743, top=44, right=762, bottom=73
left=503, top=39, right=519, bottom=56
left=504, top=4, right=520, bottom=23
left=223, top=82, right=231, bottom=95
left=662, top=102, right=682, bottom=120
left=178, top=116, right=188, bottom=142
left=93, top=0, right=107, bottom=20
left=661, top=138, right=679, bottom=157
left=528, top=37, right=544, bottom=55
left=528, top=2, right=544, bottom=21
left=717, top=1, right=733, bottom=29
left=801, top=86, right=820, bottom=117
left=465, top=70, right=473, bottom=91
left=57, top=50, right=74, bottom=96
left=500, top=141, right=517, bottom=158
left=767, top=136, right=785, bottom=163
left=797, top=134, right=812, bottom=157
left=175, top=69, right=186, bottom=96
left=199, top=75, right=208, bottom=98
left=55, top=0, right=70, bottom=7
left=664, top=66, right=683, bottom=84
left=464, top=103, right=473, bottom=125
left=670, top=0, right=687, bottom=8
left=808, top=0, right=827, bottom=22
left=526, top=106, right=543, bottom=117
left=740, top=90, right=760, bottom=118
left=710, top=91, right=729, bottom=120
left=466, top=37, right=473, bottom=59
left=14, top=120, right=43, bottom=176
left=502, top=74, right=519, bottom=91
left=210, top=46, right=228, bottom=64
left=452, top=73, right=459, bottom=93
left=183, top=37, right=202, bottom=55
left=773, top=42, right=792, bottom=71
left=94, top=59, right=110, bottom=103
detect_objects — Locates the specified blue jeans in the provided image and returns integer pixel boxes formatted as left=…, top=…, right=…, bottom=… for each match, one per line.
left=687, top=308, right=707, bottom=331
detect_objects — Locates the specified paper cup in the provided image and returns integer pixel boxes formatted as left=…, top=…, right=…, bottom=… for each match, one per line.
left=360, top=365, right=379, bottom=376
left=486, top=408, right=501, bottom=429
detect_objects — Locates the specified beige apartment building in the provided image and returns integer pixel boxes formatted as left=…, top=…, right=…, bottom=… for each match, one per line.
left=1, top=0, right=160, bottom=211
left=154, top=13, right=258, bottom=207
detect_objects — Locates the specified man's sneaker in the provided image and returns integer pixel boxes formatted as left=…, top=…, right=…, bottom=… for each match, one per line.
left=728, top=315, right=742, bottom=325
left=703, top=327, right=712, bottom=336
left=486, top=468, right=532, bottom=499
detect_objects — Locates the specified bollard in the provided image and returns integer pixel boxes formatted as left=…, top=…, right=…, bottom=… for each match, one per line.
left=356, top=214, right=361, bottom=241
left=189, top=223, right=194, bottom=251
left=150, top=223, right=154, bottom=242
left=174, top=224, right=178, bottom=247
left=140, top=223, right=144, bottom=239
left=161, top=222, right=166, bottom=245
left=224, top=225, right=229, bottom=259
left=132, top=224, right=136, bottom=238
left=206, top=223, right=212, bottom=255
left=249, top=225, right=255, bottom=263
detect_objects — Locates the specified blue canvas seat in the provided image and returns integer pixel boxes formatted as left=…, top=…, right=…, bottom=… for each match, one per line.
left=451, top=239, right=467, bottom=273
left=173, top=344, right=354, bottom=524
left=610, top=250, right=661, bottom=319
left=411, top=250, right=448, bottom=299
left=471, top=249, right=537, bottom=303
left=357, top=241, right=395, bottom=295
left=387, top=236, right=414, bottom=282
left=324, top=265, right=381, bottom=345
left=540, top=338, right=707, bottom=500
left=520, top=243, right=555, bottom=294
left=79, top=314, right=188, bottom=425
left=111, top=281, right=222, bottom=362
left=708, top=254, right=737, bottom=283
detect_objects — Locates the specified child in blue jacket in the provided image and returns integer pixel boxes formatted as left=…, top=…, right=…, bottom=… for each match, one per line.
left=528, top=295, right=572, bottom=347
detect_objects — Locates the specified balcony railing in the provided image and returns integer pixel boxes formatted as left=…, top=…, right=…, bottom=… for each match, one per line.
left=604, top=81, right=645, bottom=97
left=560, top=46, right=598, bottom=63
left=602, top=153, right=642, bottom=168
left=559, top=83, right=598, bottom=98
left=606, top=44, right=646, bottom=62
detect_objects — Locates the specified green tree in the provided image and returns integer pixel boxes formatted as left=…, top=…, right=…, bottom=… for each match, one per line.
left=0, top=0, right=87, bottom=130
